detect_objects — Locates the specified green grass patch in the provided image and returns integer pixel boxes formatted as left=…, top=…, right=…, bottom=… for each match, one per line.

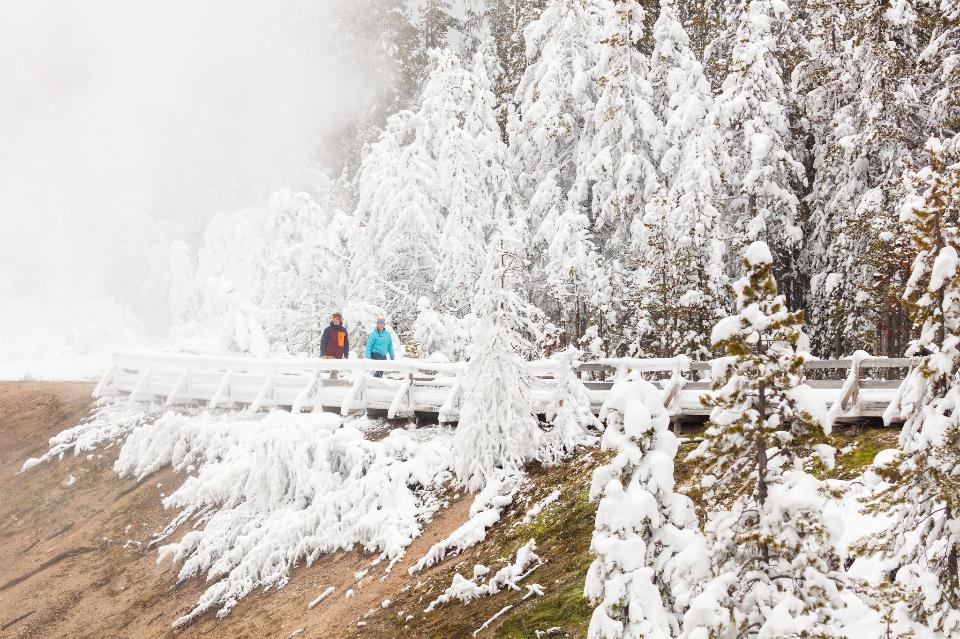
left=496, top=551, right=594, bottom=638
left=831, top=428, right=900, bottom=479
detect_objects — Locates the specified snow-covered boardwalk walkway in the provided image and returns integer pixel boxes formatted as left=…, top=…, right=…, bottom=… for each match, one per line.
left=94, top=350, right=912, bottom=424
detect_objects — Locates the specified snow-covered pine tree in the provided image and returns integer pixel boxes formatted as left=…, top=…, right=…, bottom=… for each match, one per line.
left=359, top=49, right=505, bottom=333
left=355, top=110, right=412, bottom=250
left=510, top=0, right=599, bottom=224
left=508, top=0, right=603, bottom=344
left=864, top=143, right=960, bottom=634
left=434, top=49, right=506, bottom=315
left=483, top=0, right=549, bottom=117
left=631, top=0, right=728, bottom=359
left=537, top=179, right=605, bottom=345
left=460, top=0, right=487, bottom=58
left=926, top=0, right=959, bottom=150
left=574, top=0, right=664, bottom=249
left=375, top=133, right=442, bottom=332
left=537, top=348, right=599, bottom=466
left=419, top=0, right=460, bottom=51
left=328, top=0, right=425, bottom=167
left=585, top=378, right=707, bottom=638
left=354, top=102, right=442, bottom=333
left=571, top=0, right=667, bottom=356
left=452, top=221, right=542, bottom=491
left=804, top=0, right=928, bottom=358
left=711, top=0, right=806, bottom=308
left=682, top=241, right=845, bottom=638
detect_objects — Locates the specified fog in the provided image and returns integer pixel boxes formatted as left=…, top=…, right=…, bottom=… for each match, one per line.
left=0, top=0, right=373, bottom=337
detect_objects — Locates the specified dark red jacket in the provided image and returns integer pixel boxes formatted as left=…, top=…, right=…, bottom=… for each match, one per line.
left=320, top=322, right=349, bottom=358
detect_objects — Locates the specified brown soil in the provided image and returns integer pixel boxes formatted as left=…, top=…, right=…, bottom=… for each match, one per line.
left=0, top=382, right=488, bottom=639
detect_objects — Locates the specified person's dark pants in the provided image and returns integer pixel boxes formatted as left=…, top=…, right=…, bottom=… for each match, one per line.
left=371, top=352, right=386, bottom=378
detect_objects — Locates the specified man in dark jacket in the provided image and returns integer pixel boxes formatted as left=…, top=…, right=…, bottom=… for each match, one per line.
left=320, top=312, right=349, bottom=379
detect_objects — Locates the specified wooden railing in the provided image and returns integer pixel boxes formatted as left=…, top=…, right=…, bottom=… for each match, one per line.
left=94, top=350, right=913, bottom=424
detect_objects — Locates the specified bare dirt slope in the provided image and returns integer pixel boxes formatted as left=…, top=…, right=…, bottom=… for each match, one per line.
left=0, top=382, right=597, bottom=639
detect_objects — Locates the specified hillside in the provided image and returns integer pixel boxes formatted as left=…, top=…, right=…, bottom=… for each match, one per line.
left=0, top=382, right=900, bottom=638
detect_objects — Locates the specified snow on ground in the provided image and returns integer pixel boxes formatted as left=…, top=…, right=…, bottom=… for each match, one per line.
left=409, top=470, right=525, bottom=575
left=424, top=539, right=542, bottom=612
left=824, top=452, right=935, bottom=638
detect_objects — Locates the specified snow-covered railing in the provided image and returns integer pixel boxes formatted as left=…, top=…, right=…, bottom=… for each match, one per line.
left=94, top=350, right=913, bottom=423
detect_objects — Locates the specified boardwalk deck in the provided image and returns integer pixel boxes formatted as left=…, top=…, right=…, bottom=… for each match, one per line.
left=94, top=350, right=914, bottom=425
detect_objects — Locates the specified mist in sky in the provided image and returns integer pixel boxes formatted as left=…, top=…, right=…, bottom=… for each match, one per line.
left=0, top=0, right=373, bottom=312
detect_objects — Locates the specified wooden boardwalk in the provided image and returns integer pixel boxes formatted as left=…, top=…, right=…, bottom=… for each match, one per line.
left=94, top=350, right=914, bottom=426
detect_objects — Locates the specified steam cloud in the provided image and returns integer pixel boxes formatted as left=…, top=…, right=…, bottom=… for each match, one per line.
left=0, top=0, right=370, bottom=310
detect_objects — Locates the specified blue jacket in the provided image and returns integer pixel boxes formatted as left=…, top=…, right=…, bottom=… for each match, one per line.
left=365, top=328, right=395, bottom=359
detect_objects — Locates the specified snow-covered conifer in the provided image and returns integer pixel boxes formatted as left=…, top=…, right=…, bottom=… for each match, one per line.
left=452, top=221, right=542, bottom=491
left=864, top=143, right=960, bottom=634
left=509, top=0, right=598, bottom=227
left=508, top=0, right=603, bottom=344
left=631, top=0, right=728, bottom=358
left=538, top=179, right=605, bottom=343
left=434, top=49, right=506, bottom=315
left=573, top=0, right=665, bottom=250
left=804, top=0, right=928, bottom=357
left=483, top=0, right=549, bottom=110
left=586, top=379, right=707, bottom=638
left=419, top=0, right=460, bottom=51
left=711, top=0, right=806, bottom=304
left=683, top=241, right=845, bottom=637
left=569, top=0, right=667, bottom=355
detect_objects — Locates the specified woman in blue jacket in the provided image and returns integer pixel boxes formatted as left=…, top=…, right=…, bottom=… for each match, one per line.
left=365, top=317, right=395, bottom=377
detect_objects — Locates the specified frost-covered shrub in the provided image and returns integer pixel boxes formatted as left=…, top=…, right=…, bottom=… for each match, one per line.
left=20, top=400, right=149, bottom=472
left=114, top=410, right=454, bottom=626
left=537, top=348, right=598, bottom=466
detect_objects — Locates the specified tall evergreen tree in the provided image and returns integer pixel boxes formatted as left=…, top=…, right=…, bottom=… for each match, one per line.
left=572, top=0, right=667, bottom=355
left=632, top=0, right=728, bottom=358
left=452, top=221, right=542, bottom=491
left=332, top=0, right=426, bottom=167
left=864, top=143, right=960, bottom=634
left=483, top=0, right=550, bottom=116
left=712, top=0, right=806, bottom=308
left=420, top=0, right=460, bottom=51
left=683, top=241, right=845, bottom=637
left=508, top=0, right=603, bottom=344
left=434, top=50, right=507, bottom=315
left=804, top=0, right=928, bottom=357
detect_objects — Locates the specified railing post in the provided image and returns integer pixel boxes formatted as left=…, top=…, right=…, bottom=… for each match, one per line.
left=341, top=361, right=368, bottom=416
left=388, top=372, right=415, bottom=419
left=209, top=370, right=232, bottom=409
left=293, top=368, right=322, bottom=414
left=92, top=364, right=118, bottom=398
left=129, top=368, right=154, bottom=403
left=248, top=372, right=277, bottom=413
left=165, top=370, right=191, bottom=407
left=438, top=369, right=464, bottom=424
